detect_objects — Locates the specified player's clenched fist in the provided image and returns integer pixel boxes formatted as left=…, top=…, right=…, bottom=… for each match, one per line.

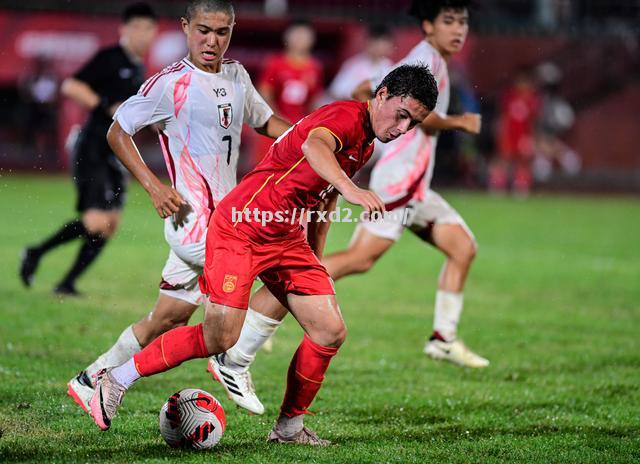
left=340, top=185, right=385, bottom=214
left=148, top=182, right=186, bottom=219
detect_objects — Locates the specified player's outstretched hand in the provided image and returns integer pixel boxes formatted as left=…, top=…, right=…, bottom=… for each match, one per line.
left=460, top=112, right=482, bottom=134
left=149, top=183, right=186, bottom=219
left=341, top=186, right=385, bottom=214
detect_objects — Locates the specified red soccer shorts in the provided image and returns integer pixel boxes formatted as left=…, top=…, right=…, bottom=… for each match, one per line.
left=199, top=210, right=335, bottom=309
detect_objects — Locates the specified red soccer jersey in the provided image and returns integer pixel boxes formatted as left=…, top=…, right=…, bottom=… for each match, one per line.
left=259, top=54, right=323, bottom=124
left=217, top=100, right=375, bottom=240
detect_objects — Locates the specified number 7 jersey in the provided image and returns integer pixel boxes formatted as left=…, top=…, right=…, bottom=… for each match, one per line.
left=114, top=57, right=273, bottom=245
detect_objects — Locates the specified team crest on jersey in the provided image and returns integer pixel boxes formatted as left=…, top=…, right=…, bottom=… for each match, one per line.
left=218, top=103, right=233, bottom=129
left=222, top=274, right=237, bottom=293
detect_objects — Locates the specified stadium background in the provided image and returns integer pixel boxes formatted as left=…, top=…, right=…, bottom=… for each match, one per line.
left=0, top=1, right=638, bottom=463
left=0, top=0, right=638, bottom=191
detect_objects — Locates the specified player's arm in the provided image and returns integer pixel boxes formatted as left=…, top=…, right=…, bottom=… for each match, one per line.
left=307, top=191, right=339, bottom=258
left=351, top=79, right=374, bottom=102
left=302, top=127, right=384, bottom=214
left=61, top=77, right=120, bottom=116
left=421, top=111, right=481, bottom=135
left=254, top=114, right=291, bottom=139
left=107, top=120, right=185, bottom=219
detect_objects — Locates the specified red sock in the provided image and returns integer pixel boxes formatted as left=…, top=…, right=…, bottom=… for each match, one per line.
left=133, top=324, right=208, bottom=377
left=280, top=334, right=339, bottom=417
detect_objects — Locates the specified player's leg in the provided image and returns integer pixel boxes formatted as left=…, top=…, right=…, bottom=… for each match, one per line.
left=212, top=220, right=396, bottom=413
left=20, top=130, right=101, bottom=288
left=53, top=208, right=117, bottom=295
left=20, top=219, right=88, bottom=287
left=68, top=250, right=200, bottom=412
left=410, top=192, right=488, bottom=368
left=89, top=217, right=253, bottom=430
left=269, top=293, right=344, bottom=446
left=208, top=285, right=284, bottom=414
left=89, top=300, right=246, bottom=431
left=322, top=221, right=397, bottom=280
left=264, top=241, right=343, bottom=445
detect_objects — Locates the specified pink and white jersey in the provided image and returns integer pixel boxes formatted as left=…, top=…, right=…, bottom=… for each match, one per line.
left=114, top=57, right=273, bottom=247
left=369, top=41, right=449, bottom=209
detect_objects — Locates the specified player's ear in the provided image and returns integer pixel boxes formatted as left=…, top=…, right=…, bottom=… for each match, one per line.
left=376, top=86, right=388, bottom=106
left=421, top=19, right=434, bottom=36
left=180, top=17, right=189, bottom=34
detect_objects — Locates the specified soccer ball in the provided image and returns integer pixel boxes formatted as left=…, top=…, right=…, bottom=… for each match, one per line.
left=159, top=388, right=226, bottom=450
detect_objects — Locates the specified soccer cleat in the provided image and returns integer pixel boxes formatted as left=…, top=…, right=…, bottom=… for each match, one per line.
left=19, top=247, right=41, bottom=288
left=67, top=371, right=94, bottom=414
left=53, top=282, right=82, bottom=297
left=89, top=369, right=127, bottom=431
left=424, top=335, right=490, bottom=368
left=267, top=425, right=331, bottom=446
left=207, top=355, right=265, bottom=415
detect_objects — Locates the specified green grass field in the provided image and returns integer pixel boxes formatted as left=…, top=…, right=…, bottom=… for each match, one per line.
left=0, top=174, right=639, bottom=463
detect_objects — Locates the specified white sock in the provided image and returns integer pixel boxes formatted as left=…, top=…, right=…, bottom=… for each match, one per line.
left=219, top=308, right=282, bottom=371
left=433, top=290, right=463, bottom=341
left=110, top=358, right=141, bottom=389
left=276, top=414, right=304, bottom=437
left=86, top=325, right=142, bottom=380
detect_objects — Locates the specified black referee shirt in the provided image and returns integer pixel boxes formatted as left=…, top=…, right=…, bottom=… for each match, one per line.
left=74, top=44, right=145, bottom=135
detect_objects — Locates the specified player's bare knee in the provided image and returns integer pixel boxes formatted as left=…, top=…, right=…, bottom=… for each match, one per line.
left=314, top=321, right=347, bottom=348
left=450, top=233, right=477, bottom=265
left=459, top=239, right=477, bottom=265
left=330, top=324, right=348, bottom=348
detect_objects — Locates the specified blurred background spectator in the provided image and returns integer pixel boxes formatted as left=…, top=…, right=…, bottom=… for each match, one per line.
left=490, top=68, right=541, bottom=196
left=254, top=19, right=323, bottom=164
left=327, top=23, right=393, bottom=102
left=533, top=61, right=581, bottom=183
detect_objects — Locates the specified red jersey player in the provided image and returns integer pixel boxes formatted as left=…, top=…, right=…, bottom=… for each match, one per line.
left=89, top=63, right=438, bottom=445
left=254, top=19, right=324, bottom=162
left=491, top=69, right=541, bottom=195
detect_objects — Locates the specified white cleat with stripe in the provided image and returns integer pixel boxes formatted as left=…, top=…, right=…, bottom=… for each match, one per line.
left=207, top=355, right=265, bottom=415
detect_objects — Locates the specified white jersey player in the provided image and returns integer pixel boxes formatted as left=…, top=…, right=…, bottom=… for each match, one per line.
left=67, top=0, right=290, bottom=416
left=325, top=0, right=487, bottom=368
left=115, top=55, right=273, bottom=305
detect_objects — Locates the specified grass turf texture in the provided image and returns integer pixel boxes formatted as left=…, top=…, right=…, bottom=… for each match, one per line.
left=0, top=174, right=638, bottom=463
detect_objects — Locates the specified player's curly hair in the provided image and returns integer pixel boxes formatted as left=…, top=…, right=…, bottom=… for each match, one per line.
left=374, top=63, right=438, bottom=111
left=185, top=0, right=235, bottom=21
left=408, top=0, right=473, bottom=22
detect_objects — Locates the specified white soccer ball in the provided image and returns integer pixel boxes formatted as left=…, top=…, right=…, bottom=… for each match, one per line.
left=159, top=388, right=226, bottom=450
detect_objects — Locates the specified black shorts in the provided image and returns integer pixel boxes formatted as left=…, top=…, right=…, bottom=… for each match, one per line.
left=72, top=129, right=128, bottom=212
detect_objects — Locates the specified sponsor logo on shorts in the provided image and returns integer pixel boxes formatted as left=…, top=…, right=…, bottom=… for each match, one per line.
left=222, top=274, right=237, bottom=293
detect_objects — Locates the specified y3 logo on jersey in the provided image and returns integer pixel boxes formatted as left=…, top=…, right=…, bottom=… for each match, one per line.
left=218, top=103, right=233, bottom=129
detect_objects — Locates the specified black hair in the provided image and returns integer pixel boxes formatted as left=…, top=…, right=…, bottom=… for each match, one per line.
left=368, top=23, right=391, bottom=39
left=121, top=2, right=157, bottom=23
left=185, top=0, right=235, bottom=22
left=374, top=63, right=438, bottom=111
left=408, top=0, right=472, bottom=22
